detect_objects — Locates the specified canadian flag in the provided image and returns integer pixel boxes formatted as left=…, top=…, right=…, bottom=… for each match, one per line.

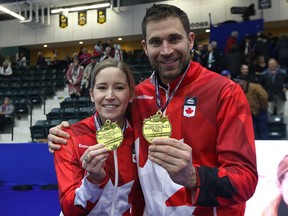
left=183, top=105, right=196, bottom=117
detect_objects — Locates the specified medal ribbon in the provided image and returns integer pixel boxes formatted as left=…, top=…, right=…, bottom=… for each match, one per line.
left=93, top=112, right=127, bottom=133
left=155, top=63, right=190, bottom=112
left=94, top=113, right=102, bottom=132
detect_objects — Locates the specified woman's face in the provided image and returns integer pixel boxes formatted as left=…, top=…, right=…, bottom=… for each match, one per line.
left=73, top=60, right=79, bottom=66
left=90, top=67, right=132, bottom=127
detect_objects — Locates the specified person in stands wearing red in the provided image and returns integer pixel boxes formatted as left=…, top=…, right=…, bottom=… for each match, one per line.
left=48, top=4, right=257, bottom=216
left=225, top=31, right=238, bottom=53
left=54, top=59, right=144, bottom=216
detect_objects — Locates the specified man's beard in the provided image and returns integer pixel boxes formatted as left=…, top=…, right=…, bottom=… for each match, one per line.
left=153, top=56, right=190, bottom=82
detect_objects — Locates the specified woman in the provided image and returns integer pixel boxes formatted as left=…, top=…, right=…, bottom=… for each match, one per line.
left=54, top=59, right=144, bottom=215
left=66, top=58, right=84, bottom=97
left=19, top=52, right=27, bottom=67
left=0, top=60, right=13, bottom=76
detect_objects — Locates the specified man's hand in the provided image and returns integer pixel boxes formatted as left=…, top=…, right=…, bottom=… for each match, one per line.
left=48, top=121, right=70, bottom=154
left=148, top=137, right=197, bottom=190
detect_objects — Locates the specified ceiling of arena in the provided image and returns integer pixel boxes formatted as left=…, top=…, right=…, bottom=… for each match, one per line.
left=0, top=0, right=167, bottom=21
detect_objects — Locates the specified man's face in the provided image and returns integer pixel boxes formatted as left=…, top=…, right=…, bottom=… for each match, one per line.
left=279, top=172, right=288, bottom=205
left=240, top=65, right=249, bottom=75
left=208, top=44, right=213, bottom=52
left=141, top=17, right=194, bottom=85
left=268, top=59, right=278, bottom=71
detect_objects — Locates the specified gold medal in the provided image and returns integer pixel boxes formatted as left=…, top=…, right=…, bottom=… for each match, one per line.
left=142, top=110, right=172, bottom=143
left=96, top=120, right=123, bottom=150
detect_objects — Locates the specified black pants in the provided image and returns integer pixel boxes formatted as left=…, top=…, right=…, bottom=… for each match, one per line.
left=0, top=115, right=12, bottom=132
left=0, top=115, right=6, bottom=131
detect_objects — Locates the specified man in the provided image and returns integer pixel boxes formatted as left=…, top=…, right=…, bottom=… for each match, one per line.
left=259, top=58, right=288, bottom=116
left=36, top=52, right=46, bottom=69
left=0, top=97, right=14, bottom=132
left=240, top=64, right=258, bottom=83
left=192, top=43, right=207, bottom=65
left=225, top=31, right=238, bottom=53
left=79, top=47, right=92, bottom=68
left=237, top=74, right=269, bottom=140
left=81, top=55, right=98, bottom=96
left=262, top=155, right=288, bottom=215
left=222, top=44, right=246, bottom=78
left=203, top=42, right=222, bottom=73
left=48, top=4, right=257, bottom=215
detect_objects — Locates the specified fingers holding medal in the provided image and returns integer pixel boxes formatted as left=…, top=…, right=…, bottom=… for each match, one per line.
left=81, top=144, right=109, bottom=169
left=82, top=119, right=123, bottom=168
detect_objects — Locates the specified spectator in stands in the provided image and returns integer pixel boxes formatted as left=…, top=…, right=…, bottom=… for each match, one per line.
left=203, top=42, right=222, bottom=73
left=50, top=49, right=59, bottom=68
left=100, top=46, right=113, bottom=61
left=262, top=155, right=288, bottom=215
left=0, top=59, right=13, bottom=76
left=237, top=74, right=269, bottom=140
left=72, top=52, right=79, bottom=61
left=54, top=59, right=144, bottom=215
left=64, top=53, right=73, bottom=65
left=79, top=47, right=92, bottom=68
left=240, top=64, right=258, bottom=83
left=254, top=32, right=271, bottom=62
left=222, top=44, right=246, bottom=78
left=193, top=43, right=206, bottom=65
left=18, top=52, right=27, bottom=68
left=66, top=58, right=84, bottom=97
left=113, top=44, right=123, bottom=61
left=267, top=33, right=279, bottom=59
left=260, top=58, right=288, bottom=116
left=36, top=52, right=46, bottom=68
left=0, top=97, right=14, bottom=133
left=275, top=34, right=288, bottom=71
left=81, top=55, right=98, bottom=96
left=121, top=49, right=128, bottom=62
left=225, top=31, right=238, bottom=53
left=239, top=34, right=255, bottom=64
left=93, top=40, right=103, bottom=59
left=251, top=55, right=268, bottom=76
left=77, top=46, right=83, bottom=59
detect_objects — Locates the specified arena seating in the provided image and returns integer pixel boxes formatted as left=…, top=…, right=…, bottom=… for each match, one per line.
left=0, top=66, right=66, bottom=141
left=1, top=61, right=153, bottom=141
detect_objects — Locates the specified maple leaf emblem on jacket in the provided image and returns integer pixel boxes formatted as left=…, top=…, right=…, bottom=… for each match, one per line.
left=185, top=107, right=194, bottom=115
left=183, top=105, right=196, bottom=117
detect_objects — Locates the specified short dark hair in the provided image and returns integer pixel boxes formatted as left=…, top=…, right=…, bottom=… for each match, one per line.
left=141, top=4, right=190, bottom=40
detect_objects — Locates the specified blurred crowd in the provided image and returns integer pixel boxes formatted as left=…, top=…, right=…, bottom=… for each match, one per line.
left=192, top=31, right=288, bottom=140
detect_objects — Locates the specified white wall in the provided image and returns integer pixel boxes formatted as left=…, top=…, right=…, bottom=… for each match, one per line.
left=0, top=0, right=287, bottom=48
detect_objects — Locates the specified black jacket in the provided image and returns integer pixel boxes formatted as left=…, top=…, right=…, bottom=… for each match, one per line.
left=260, top=68, right=288, bottom=101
